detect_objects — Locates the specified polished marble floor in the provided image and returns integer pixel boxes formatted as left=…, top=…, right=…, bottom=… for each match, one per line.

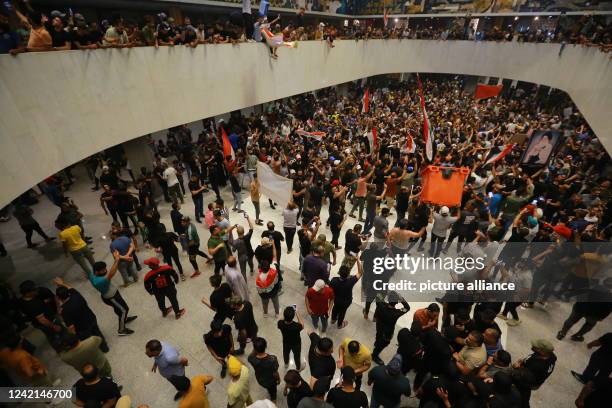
left=0, top=165, right=608, bottom=408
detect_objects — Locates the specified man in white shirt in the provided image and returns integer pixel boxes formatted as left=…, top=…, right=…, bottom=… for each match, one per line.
left=163, top=164, right=184, bottom=204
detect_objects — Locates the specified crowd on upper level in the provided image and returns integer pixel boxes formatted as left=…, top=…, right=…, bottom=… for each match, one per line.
left=0, top=0, right=610, bottom=55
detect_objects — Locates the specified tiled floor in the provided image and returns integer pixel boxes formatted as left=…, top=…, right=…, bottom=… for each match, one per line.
left=0, top=165, right=608, bottom=408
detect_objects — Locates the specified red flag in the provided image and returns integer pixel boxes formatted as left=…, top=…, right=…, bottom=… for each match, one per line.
left=416, top=75, right=433, bottom=161
left=475, top=84, right=503, bottom=100
left=484, top=144, right=514, bottom=166
left=362, top=89, right=370, bottom=113
left=221, top=127, right=235, bottom=165
left=383, top=8, right=388, bottom=27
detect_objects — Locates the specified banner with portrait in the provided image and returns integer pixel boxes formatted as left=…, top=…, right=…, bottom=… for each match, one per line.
left=520, top=130, right=562, bottom=167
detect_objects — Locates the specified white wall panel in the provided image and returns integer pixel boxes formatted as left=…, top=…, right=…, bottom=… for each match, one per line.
left=0, top=40, right=611, bottom=208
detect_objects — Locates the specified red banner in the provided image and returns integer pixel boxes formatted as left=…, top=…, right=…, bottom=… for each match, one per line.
left=474, top=84, right=503, bottom=100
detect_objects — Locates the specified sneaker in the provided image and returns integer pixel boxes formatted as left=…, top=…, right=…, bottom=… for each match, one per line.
left=125, top=316, right=138, bottom=323
left=191, top=271, right=202, bottom=278
left=570, top=334, right=585, bottom=342
left=176, top=309, right=186, bottom=319
left=497, top=314, right=508, bottom=320
left=180, top=274, right=186, bottom=281
left=507, top=319, right=521, bottom=326
left=118, top=328, right=134, bottom=336
left=220, top=365, right=227, bottom=378
left=349, top=213, right=356, bottom=218
left=556, top=331, right=566, bottom=340
left=162, top=307, right=172, bottom=318
left=571, top=370, right=586, bottom=384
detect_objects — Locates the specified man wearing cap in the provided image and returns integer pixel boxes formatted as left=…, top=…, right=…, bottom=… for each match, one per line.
left=227, top=355, right=253, bottom=408
left=367, top=354, right=411, bottom=408
left=513, top=338, right=557, bottom=400
left=430, top=206, right=459, bottom=257
left=338, top=339, right=372, bottom=391
left=326, top=366, right=368, bottom=407
left=305, top=280, right=334, bottom=333
left=143, top=257, right=185, bottom=319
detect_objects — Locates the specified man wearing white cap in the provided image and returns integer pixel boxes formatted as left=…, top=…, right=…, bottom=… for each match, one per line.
left=305, top=279, right=334, bottom=333
left=430, top=206, right=459, bottom=258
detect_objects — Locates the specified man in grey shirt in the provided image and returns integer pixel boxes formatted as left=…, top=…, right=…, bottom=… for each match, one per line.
left=373, top=207, right=390, bottom=241
left=430, top=206, right=459, bottom=257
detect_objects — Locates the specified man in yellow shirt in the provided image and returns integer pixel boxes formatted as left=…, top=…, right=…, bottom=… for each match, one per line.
left=227, top=356, right=252, bottom=408
left=58, top=221, right=96, bottom=275
left=171, top=374, right=213, bottom=408
left=338, top=338, right=372, bottom=390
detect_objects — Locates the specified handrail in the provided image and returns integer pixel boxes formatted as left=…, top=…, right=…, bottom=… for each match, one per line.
left=0, top=39, right=610, bottom=208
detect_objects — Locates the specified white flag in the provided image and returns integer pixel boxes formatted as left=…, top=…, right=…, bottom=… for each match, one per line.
left=256, top=162, right=293, bottom=208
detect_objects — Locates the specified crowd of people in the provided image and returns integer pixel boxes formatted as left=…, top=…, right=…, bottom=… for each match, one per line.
left=1, top=0, right=611, bottom=55
left=1, top=73, right=611, bottom=408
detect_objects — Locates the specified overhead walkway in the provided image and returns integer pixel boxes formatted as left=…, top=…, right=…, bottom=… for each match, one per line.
left=0, top=39, right=610, bottom=207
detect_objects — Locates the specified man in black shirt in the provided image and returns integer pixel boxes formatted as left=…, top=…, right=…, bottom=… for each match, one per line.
left=74, top=364, right=121, bottom=407
left=188, top=174, right=206, bottom=223
left=143, top=257, right=185, bottom=319
left=278, top=306, right=305, bottom=370
left=308, top=332, right=335, bottom=386
left=360, top=242, right=390, bottom=320
left=248, top=337, right=281, bottom=402
left=154, top=231, right=184, bottom=277
left=204, top=319, right=233, bottom=378
left=54, top=278, right=108, bottom=353
left=19, top=280, right=62, bottom=351
left=396, top=327, right=424, bottom=376
left=330, top=260, right=362, bottom=329
left=371, top=292, right=410, bottom=366
left=513, top=338, right=557, bottom=405
left=50, top=16, right=71, bottom=50
left=262, top=222, right=285, bottom=273
left=326, top=366, right=368, bottom=408
left=284, top=369, right=313, bottom=408
left=201, top=275, right=232, bottom=322
left=229, top=297, right=258, bottom=355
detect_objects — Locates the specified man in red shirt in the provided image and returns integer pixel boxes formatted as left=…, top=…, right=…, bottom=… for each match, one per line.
left=305, top=279, right=334, bottom=333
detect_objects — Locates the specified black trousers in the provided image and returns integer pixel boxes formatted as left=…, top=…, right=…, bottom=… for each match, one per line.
left=282, top=341, right=301, bottom=367
left=101, top=291, right=129, bottom=332
left=284, top=227, right=296, bottom=252
left=372, top=330, right=393, bottom=358
left=582, top=347, right=612, bottom=382
left=163, top=250, right=184, bottom=275
left=502, top=302, right=520, bottom=320
left=154, top=286, right=180, bottom=315
left=331, top=301, right=350, bottom=328
left=21, top=222, right=50, bottom=246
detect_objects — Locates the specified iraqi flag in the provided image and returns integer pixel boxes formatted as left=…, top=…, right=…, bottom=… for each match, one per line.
left=416, top=75, right=433, bottom=161
left=296, top=129, right=326, bottom=141
left=475, top=84, right=503, bottom=101
left=366, top=128, right=377, bottom=153
left=221, top=127, right=235, bottom=164
left=406, top=133, right=416, bottom=153
left=362, top=89, right=370, bottom=113
left=484, top=144, right=514, bottom=166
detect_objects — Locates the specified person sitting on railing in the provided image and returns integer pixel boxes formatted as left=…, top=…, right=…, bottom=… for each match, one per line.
left=156, top=21, right=175, bottom=47
left=182, top=17, right=199, bottom=48
left=72, top=20, right=98, bottom=50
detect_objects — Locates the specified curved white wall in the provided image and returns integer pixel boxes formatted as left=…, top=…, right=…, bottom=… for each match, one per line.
left=0, top=40, right=611, bottom=208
